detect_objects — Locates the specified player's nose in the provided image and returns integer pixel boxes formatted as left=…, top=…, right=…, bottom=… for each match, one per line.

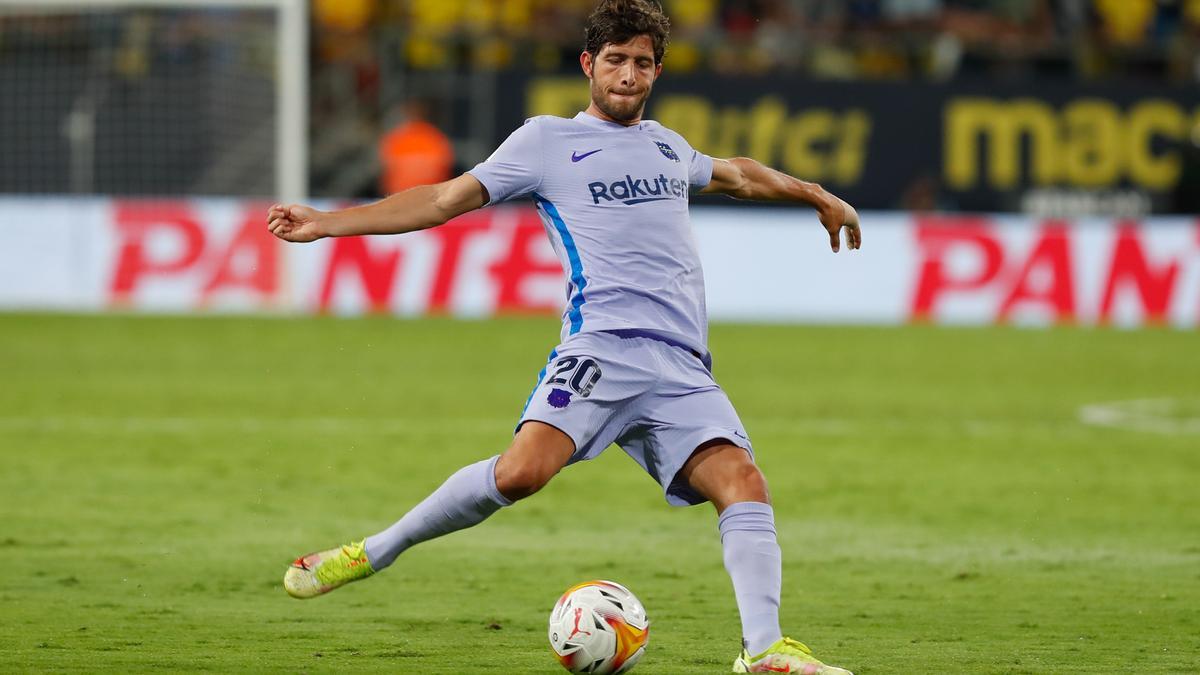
left=619, top=63, right=637, bottom=86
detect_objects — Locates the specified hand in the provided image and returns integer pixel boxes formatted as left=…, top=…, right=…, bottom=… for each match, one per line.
left=267, top=203, right=325, bottom=243
left=816, top=193, right=861, bottom=252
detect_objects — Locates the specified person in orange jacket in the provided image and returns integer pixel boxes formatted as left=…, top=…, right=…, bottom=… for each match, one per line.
left=378, top=98, right=455, bottom=196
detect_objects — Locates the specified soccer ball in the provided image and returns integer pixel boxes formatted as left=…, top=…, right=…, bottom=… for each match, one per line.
left=548, top=580, right=650, bottom=674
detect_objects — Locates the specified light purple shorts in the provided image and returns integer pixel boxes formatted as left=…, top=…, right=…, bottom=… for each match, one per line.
left=517, top=330, right=753, bottom=506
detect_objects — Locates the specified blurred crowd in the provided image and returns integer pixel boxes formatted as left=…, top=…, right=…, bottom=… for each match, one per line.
left=315, top=0, right=1200, bottom=81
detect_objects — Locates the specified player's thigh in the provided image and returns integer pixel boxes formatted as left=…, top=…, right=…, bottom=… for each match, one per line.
left=622, top=348, right=757, bottom=506
left=507, top=333, right=655, bottom=496
left=519, top=333, right=656, bottom=463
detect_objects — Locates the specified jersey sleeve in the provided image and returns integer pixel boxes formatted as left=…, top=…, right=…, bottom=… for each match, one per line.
left=466, top=118, right=544, bottom=205
left=688, top=148, right=714, bottom=189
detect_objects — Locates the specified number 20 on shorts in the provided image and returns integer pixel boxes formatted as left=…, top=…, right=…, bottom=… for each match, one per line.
left=547, top=356, right=603, bottom=398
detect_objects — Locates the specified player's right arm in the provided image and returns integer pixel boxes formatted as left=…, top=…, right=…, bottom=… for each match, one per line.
left=266, top=173, right=489, bottom=243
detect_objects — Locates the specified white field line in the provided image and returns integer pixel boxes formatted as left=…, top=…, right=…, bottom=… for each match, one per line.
left=0, top=415, right=1111, bottom=437
left=1078, top=398, right=1200, bottom=435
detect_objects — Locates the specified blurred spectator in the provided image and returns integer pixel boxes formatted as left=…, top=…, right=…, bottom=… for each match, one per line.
left=315, top=0, right=373, bottom=32
left=1092, top=0, right=1157, bottom=46
left=301, top=0, right=1200, bottom=82
left=314, top=0, right=374, bottom=63
left=401, top=0, right=461, bottom=70
left=1173, top=0, right=1200, bottom=80
left=664, top=0, right=720, bottom=71
left=312, top=0, right=378, bottom=109
left=301, top=0, right=1200, bottom=199
left=900, top=173, right=957, bottom=212
left=938, top=0, right=1056, bottom=76
left=378, top=98, right=455, bottom=196
left=882, top=0, right=943, bottom=24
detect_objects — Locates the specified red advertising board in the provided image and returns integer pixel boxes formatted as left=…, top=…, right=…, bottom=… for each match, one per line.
left=1, top=198, right=1196, bottom=328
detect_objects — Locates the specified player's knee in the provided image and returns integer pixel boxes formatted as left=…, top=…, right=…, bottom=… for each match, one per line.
left=725, top=459, right=769, bottom=503
left=688, top=448, right=770, bottom=510
left=707, top=457, right=768, bottom=509
left=494, top=455, right=556, bottom=501
left=498, top=422, right=574, bottom=501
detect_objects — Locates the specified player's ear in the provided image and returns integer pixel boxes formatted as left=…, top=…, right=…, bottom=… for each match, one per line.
left=580, top=50, right=593, bottom=79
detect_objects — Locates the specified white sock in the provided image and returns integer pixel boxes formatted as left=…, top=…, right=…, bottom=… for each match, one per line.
left=719, top=501, right=783, bottom=656
left=364, top=455, right=511, bottom=570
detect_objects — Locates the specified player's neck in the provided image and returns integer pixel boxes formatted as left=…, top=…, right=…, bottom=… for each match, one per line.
left=583, top=103, right=641, bottom=127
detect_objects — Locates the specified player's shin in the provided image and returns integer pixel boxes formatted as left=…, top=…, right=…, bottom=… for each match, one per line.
left=718, top=501, right=783, bottom=656
left=364, top=455, right=513, bottom=570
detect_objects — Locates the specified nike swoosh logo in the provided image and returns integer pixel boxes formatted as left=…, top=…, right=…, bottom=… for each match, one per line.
left=571, top=149, right=603, bottom=162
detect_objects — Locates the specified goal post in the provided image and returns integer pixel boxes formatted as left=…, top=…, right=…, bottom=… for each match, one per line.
left=0, top=0, right=308, bottom=201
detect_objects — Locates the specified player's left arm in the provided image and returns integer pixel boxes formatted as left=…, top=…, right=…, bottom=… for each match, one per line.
left=701, top=157, right=861, bottom=252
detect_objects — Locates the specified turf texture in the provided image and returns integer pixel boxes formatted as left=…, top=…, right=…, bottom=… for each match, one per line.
left=1, top=314, right=1197, bottom=673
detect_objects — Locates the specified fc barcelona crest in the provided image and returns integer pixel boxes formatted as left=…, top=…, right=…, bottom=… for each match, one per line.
left=547, top=388, right=572, bottom=408
left=655, top=141, right=680, bottom=162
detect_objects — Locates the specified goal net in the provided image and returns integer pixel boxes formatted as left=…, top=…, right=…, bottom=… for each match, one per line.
left=0, top=0, right=306, bottom=200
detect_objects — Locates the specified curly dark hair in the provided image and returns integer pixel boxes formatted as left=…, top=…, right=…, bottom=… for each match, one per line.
left=584, top=0, right=671, bottom=64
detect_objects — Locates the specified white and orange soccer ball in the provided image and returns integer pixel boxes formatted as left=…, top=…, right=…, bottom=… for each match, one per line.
left=548, top=580, right=650, bottom=674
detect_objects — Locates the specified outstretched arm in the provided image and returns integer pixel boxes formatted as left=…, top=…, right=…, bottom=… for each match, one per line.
left=701, top=157, right=861, bottom=252
left=267, top=174, right=490, bottom=243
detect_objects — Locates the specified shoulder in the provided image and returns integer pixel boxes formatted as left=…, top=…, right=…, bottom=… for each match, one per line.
left=501, top=115, right=577, bottom=145
left=641, top=121, right=707, bottom=168
left=641, top=120, right=691, bottom=147
left=520, top=115, right=577, bottom=131
left=642, top=120, right=702, bottom=159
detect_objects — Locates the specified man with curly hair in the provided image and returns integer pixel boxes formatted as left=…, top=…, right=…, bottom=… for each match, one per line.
left=272, top=1, right=860, bottom=672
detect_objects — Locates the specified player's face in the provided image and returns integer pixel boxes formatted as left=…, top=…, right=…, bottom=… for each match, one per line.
left=582, top=36, right=662, bottom=124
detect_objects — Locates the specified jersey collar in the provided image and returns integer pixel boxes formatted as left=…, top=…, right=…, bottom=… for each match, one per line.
left=574, top=111, right=648, bottom=130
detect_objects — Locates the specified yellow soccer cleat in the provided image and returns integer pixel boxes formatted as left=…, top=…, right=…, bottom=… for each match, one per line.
left=732, top=637, right=854, bottom=674
left=283, top=539, right=375, bottom=599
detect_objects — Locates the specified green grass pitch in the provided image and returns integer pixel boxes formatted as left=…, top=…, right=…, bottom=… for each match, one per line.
left=1, top=314, right=1197, bottom=673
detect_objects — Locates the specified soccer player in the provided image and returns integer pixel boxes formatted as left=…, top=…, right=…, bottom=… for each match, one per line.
left=268, top=1, right=861, bottom=672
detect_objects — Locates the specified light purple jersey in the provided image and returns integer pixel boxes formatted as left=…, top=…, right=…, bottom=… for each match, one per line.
left=467, top=112, right=715, bottom=359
